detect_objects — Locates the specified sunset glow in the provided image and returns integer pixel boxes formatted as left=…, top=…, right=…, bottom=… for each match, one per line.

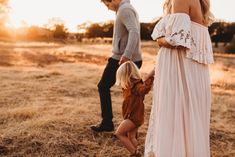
left=8, top=0, right=235, bottom=33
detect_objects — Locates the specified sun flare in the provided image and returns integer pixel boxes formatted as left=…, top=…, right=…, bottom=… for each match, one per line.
left=7, top=0, right=235, bottom=33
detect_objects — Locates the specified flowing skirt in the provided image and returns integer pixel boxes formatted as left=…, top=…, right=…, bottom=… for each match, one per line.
left=144, top=48, right=211, bottom=157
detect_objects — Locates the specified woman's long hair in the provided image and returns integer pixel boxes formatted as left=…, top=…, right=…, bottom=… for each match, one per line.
left=163, top=0, right=214, bottom=25
left=163, top=0, right=172, bottom=15
left=199, top=0, right=214, bottom=25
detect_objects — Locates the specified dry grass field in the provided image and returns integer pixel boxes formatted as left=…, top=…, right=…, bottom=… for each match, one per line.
left=0, top=41, right=234, bottom=157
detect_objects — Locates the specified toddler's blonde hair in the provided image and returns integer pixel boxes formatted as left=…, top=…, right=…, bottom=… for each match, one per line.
left=116, top=61, right=142, bottom=89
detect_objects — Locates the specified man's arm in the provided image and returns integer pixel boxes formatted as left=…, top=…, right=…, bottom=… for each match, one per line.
left=119, top=8, right=139, bottom=64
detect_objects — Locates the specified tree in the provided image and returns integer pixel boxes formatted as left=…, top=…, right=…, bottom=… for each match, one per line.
left=102, top=22, right=113, bottom=37
left=53, top=24, right=68, bottom=39
left=141, top=22, right=157, bottom=40
left=225, top=35, right=235, bottom=54
left=0, top=0, right=10, bottom=37
left=86, top=23, right=104, bottom=38
left=210, top=22, right=235, bottom=47
left=26, top=26, right=52, bottom=41
left=0, top=0, right=9, bottom=26
left=45, top=18, right=68, bottom=39
left=45, top=17, right=65, bottom=31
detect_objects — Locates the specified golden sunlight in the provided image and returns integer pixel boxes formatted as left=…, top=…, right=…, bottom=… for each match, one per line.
left=7, top=0, right=235, bottom=33
left=8, top=0, right=114, bottom=32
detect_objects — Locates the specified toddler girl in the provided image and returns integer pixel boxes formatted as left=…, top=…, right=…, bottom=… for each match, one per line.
left=115, top=61, right=154, bottom=157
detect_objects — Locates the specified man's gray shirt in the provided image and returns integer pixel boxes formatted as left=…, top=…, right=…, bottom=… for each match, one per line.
left=111, top=0, right=142, bottom=62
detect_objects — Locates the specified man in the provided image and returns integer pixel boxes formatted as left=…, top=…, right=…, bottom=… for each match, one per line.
left=91, top=0, right=142, bottom=132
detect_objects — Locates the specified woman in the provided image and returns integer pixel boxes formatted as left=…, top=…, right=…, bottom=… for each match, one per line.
left=144, top=0, right=214, bottom=157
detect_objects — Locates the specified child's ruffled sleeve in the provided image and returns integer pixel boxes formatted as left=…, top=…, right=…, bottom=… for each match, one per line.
left=135, top=77, right=154, bottom=96
left=164, top=13, right=191, bottom=49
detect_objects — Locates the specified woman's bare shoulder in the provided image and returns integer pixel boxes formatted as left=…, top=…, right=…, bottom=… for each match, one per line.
left=172, top=0, right=190, bottom=14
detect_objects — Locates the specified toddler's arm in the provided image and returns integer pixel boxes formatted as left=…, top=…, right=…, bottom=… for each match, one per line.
left=135, top=75, right=154, bottom=95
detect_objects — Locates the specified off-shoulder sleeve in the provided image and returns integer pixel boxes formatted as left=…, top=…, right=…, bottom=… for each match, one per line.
left=165, top=13, right=191, bottom=48
left=151, top=17, right=168, bottom=40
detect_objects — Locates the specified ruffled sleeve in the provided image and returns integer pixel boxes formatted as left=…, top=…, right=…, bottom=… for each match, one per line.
left=151, top=17, right=167, bottom=40
left=164, top=13, right=191, bottom=49
left=151, top=13, right=214, bottom=64
left=187, top=21, right=214, bottom=64
left=134, top=77, right=154, bottom=96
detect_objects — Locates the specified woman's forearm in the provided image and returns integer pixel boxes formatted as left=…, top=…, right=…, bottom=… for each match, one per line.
left=157, top=37, right=187, bottom=50
left=157, top=37, right=175, bottom=48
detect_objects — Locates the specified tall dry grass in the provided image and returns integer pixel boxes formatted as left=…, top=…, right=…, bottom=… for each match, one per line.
left=0, top=41, right=234, bottom=157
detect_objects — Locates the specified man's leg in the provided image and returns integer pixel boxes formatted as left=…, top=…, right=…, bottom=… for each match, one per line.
left=91, top=58, right=119, bottom=132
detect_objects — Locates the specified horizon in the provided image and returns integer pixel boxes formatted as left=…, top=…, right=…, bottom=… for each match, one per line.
left=7, top=0, right=235, bottom=33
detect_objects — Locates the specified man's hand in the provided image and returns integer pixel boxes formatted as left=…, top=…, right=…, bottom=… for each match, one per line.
left=119, top=56, right=130, bottom=65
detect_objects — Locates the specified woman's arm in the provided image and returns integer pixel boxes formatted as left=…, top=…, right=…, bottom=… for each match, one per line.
left=157, top=0, right=190, bottom=50
left=157, top=37, right=175, bottom=49
left=157, top=37, right=188, bottom=50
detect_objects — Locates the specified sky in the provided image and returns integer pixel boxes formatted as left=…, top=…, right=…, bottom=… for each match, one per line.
left=7, top=0, right=235, bottom=32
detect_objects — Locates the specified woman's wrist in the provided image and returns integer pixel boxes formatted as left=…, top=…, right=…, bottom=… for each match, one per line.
left=156, top=37, right=164, bottom=47
left=157, top=38, right=187, bottom=50
left=157, top=37, right=172, bottom=48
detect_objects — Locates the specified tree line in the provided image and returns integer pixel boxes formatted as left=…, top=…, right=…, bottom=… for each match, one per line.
left=0, top=20, right=234, bottom=53
left=83, top=21, right=235, bottom=42
left=82, top=21, right=235, bottom=53
left=0, top=0, right=234, bottom=52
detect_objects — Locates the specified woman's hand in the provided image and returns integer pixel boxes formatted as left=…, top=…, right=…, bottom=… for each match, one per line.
left=157, top=37, right=188, bottom=51
left=157, top=37, right=174, bottom=49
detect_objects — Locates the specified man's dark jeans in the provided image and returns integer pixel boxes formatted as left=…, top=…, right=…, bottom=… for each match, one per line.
left=97, top=57, right=142, bottom=125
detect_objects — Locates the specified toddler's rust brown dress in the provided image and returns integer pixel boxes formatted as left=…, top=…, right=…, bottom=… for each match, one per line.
left=122, top=77, right=154, bottom=127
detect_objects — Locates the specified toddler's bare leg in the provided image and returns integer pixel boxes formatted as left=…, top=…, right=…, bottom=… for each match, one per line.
left=115, top=119, right=137, bottom=154
left=128, top=127, right=138, bottom=149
